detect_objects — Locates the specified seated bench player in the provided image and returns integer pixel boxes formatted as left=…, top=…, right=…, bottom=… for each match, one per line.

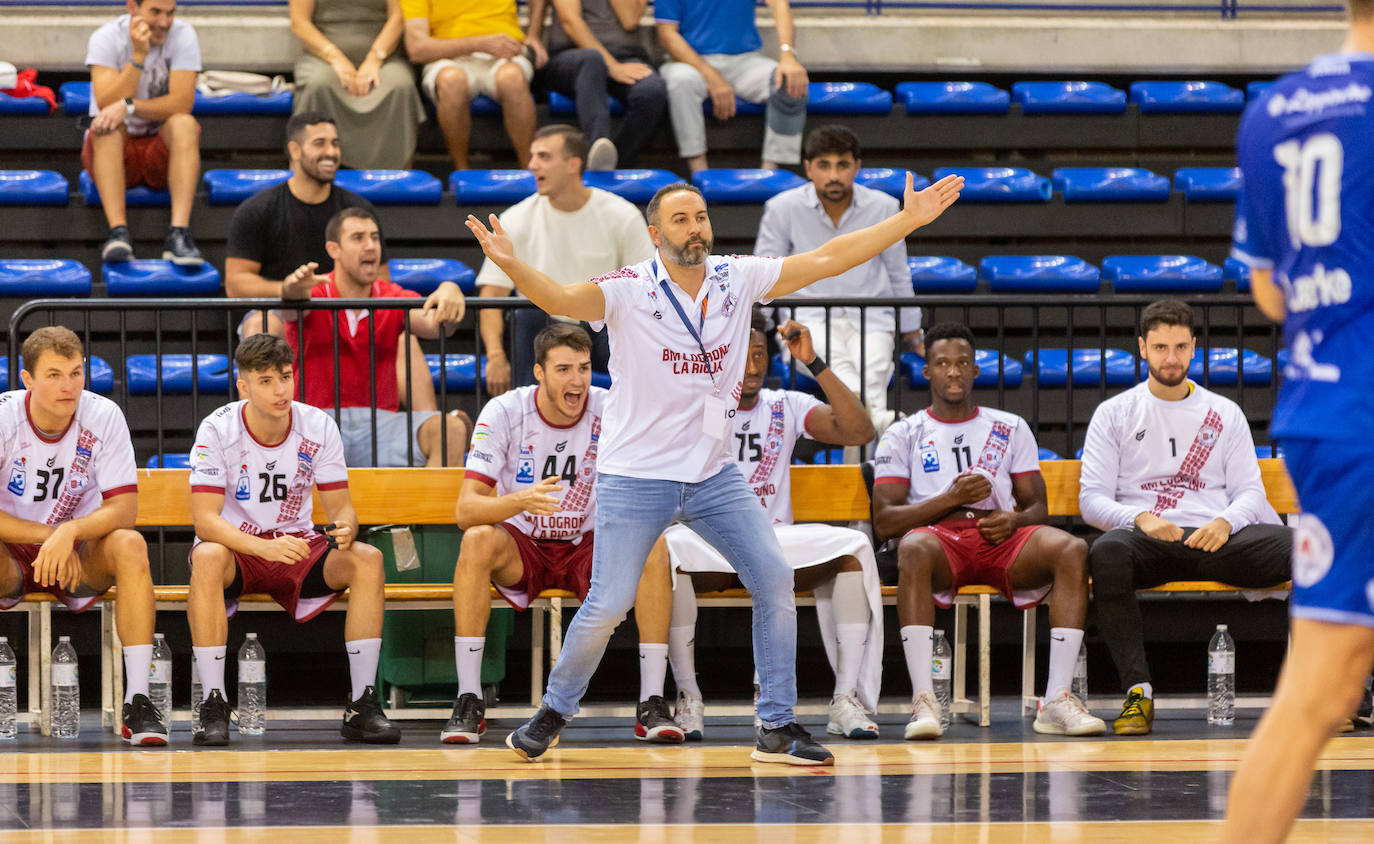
left=0, top=326, right=165, bottom=745
left=187, top=333, right=399, bottom=746
left=445, top=323, right=678, bottom=744
left=649, top=312, right=884, bottom=740
left=872, top=322, right=1105, bottom=739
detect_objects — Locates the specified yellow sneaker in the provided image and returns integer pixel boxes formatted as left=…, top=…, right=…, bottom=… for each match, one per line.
left=1112, top=686, right=1154, bottom=735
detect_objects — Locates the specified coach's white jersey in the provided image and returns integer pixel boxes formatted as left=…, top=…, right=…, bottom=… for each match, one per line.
left=1079, top=381, right=1279, bottom=531
left=0, top=390, right=137, bottom=524
left=873, top=407, right=1041, bottom=510
left=732, top=388, right=824, bottom=524
left=189, top=401, right=349, bottom=536
left=464, top=385, right=608, bottom=541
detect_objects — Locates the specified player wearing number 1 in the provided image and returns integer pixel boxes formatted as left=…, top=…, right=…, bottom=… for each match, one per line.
left=1225, top=4, right=1374, bottom=840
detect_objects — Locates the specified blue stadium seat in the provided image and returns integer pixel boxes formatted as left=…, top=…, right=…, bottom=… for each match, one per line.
left=0, top=170, right=68, bottom=206
left=703, top=98, right=764, bottom=116
left=592, top=371, right=612, bottom=389
left=59, top=81, right=90, bottom=114
left=203, top=169, right=291, bottom=204
left=980, top=255, right=1101, bottom=293
left=1101, top=255, right=1223, bottom=292
left=0, top=356, right=113, bottom=393
left=908, top=256, right=978, bottom=293
left=0, top=260, right=92, bottom=297
left=691, top=169, right=806, bottom=203
left=334, top=170, right=442, bottom=204
left=771, top=353, right=820, bottom=394
left=0, top=93, right=50, bottom=115
left=855, top=168, right=930, bottom=198
left=1011, top=81, right=1127, bottom=114
left=450, top=169, right=535, bottom=204
left=1223, top=257, right=1251, bottom=291
left=903, top=350, right=1024, bottom=388
left=1189, top=348, right=1273, bottom=386
left=1254, top=444, right=1285, bottom=460
left=1276, top=348, right=1290, bottom=371
left=896, top=81, right=1010, bottom=114
left=471, top=95, right=501, bottom=115
left=547, top=91, right=624, bottom=117
left=1026, top=348, right=1143, bottom=387
left=146, top=454, right=192, bottom=469
left=812, top=448, right=846, bottom=465
left=583, top=169, right=679, bottom=203
left=1128, top=81, right=1244, bottom=113
left=192, top=90, right=293, bottom=115
left=1174, top=167, right=1242, bottom=201
left=426, top=354, right=483, bottom=391
left=387, top=258, right=476, bottom=295
left=807, top=82, right=893, bottom=115
left=1038, top=447, right=1062, bottom=461
left=104, top=260, right=221, bottom=296
left=126, top=354, right=232, bottom=395
left=79, top=170, right=168, bottom=207
left=1051, top=168, right=1170, bottom=202
left=930, top=167, right=1051, bottom=202
left=1247, top=81, right=1275, bottom=101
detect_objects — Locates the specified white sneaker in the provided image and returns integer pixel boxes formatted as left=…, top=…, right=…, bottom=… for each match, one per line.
left=827, top=692, right=879, bottom=739
left=1033, top=689, right=1107, bottom=736
left=904, top=690, right=943, bottom=740
left=586, top=137, right=618, bottom=171
left=674, top=690, right=705, bottom=741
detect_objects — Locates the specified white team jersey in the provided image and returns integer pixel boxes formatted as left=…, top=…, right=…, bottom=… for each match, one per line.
left=1078, top=381, right=1279, bottom=531
left=464, top=385, right=608, bottom=541
left=590, top=251, right=783, bottom=483
left=873, top=406, right=1041, bottom=509
left=189, top=401, right=349, bottom=536
left=0, top=390, right=137, bottom=525
left=731, top=388, right=824, bottom=524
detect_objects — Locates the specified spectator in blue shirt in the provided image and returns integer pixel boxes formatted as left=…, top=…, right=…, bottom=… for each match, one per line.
left=655, top=0, right=807, bottom=172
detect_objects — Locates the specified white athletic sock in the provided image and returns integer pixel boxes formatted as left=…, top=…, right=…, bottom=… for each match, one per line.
left=1133, top=682, right=1154, bottom=700
left=454, top=636, right=485, bottom=698
left=830, top=571, right=871, bottom=697
left=123, top=644, right=153, bottom=703
left=193, top=646, right=227, bottom=701
left=640, top=643, right=669, bottom=702
left=901, top=625, right=934, bottom=695
left=1044, top=627, right=1084, bottom=702
left=668, top=625, right=700, bottom=699
left=345, top=638, right=381, bottom=701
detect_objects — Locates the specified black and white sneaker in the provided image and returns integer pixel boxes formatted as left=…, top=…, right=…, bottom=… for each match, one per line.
left=101, top=225, right=133, bottom=263
left=162, top=226, right=203, bottom=266
left=505, top=704, right=566, bottom=762
left=634, top=695, right=685, bottom=743
left=121, top=693, right=168, bottom=746
left=342, top=685, right=401, bottom=744
left=751, top=722, right=835, bottom=767
left=440, top=692, right=486, bottom=744
left=194, top=689, right=232, bottom=746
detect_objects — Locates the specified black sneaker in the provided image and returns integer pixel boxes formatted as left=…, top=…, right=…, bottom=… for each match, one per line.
left=162, top=226, right=203, bottom=266
left=101, top=225, right=133, bottom=263
left=635, top=695, right=685, bottom=743
left=1357, top=684, right=1374, bottom=728
left=505, top=704, right=567, bottom=762
left=121, top=693, right=168, bottom=746
left=342, top=685, right=401, bottom=744
left=194, top=689, right=232, bottom=746
left=440, top=692, right=486, bottom=744
left=751, top=722, right=835, bottom=767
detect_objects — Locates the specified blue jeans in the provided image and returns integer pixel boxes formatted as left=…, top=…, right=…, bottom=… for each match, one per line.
left=542, top=467, right=799, bottom=727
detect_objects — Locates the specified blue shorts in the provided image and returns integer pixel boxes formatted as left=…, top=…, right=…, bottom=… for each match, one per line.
left=1284, top=437, right=1374, bottom=628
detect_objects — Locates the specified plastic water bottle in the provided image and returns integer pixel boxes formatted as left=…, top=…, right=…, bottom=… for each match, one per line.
left=931, top=629, right=952, bottom=730
left=237, top=634, right=266, bottom=735
left=190, top=660, right=202, bottom=733
left=1208, top=624, right=1235, bottom=726
left=51, top=636, right=80, bottom=738
left=0, top=637, right=17, bottom=739
left=149, top=634, right=172, bottom=718
left=1072, top=643, right=1089, bottom=702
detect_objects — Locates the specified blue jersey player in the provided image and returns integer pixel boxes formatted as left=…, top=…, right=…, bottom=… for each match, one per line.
left=1226, top=4, right=1374, bottom=841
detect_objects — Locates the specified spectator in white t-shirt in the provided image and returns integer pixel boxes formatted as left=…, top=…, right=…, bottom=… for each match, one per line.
left=84, top=0, right=203, bottom=266
left=474, top=124, right=655, bottom=394
left=1079, top=298, right=1292, bottom=737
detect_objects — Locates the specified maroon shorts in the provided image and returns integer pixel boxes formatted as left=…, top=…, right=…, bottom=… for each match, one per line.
left=81, top=129, right=171, bottom=190
left=907, top=519, right=1049, bottom=609
left=0, top=542, right=103, bottom=612
left=197, top=531, right=337, bottom=622
left=494, top=523, right=594, bottom=610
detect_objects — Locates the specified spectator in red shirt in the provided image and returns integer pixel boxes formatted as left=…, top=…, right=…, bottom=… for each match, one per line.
left=282, top=206, right=468, bottom=466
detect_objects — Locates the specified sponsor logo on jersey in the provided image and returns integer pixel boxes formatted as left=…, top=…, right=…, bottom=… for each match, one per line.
left=1267, top=82, right=1372, bottom=118
left=45, top=456, right=55, bottom=468
left=472, top=423, right=491, bottom=443
left=265, top=461, right=276, bottom=471
left=953, top=434, right=964, bottom=445
left=67, top=473, right=87, bottom=493
left=469, top=449, right=493, bottom=462
left=519, top=443, right=534, bottom=456
left=235, top=465, right=251, bottom=501
left=516, top=458, right=535, bottom=484
left=555, top=441, right=567, bottom=453
left=920, top=439, right=939, bottom=473
left=741, top=420, right=751, bottom=431
left=1135, top=429, right=1146, bottom=441
left=6, top=458, right=26, bottom=496
left=194, top=444, right=211, bottom=462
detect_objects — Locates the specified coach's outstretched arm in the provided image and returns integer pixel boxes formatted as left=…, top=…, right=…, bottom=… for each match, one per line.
left=768, top=172, right=963, bottom=299
left=465, top=215, right=608, bottom=323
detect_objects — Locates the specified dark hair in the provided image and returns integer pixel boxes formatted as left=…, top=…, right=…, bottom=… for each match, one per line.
left=285, top=111, right=336, bottom=149
left=235, top=333, right=295, bottom=375
left=1139, top=299, right=1195, bottom=338
left=803, top=124, right=862, bottom=162
left=22, top=326, right=83, bottom=373
left=646, top=183, right=705, bottom=226
left=533, top=124, right=589, bottom=173
left=923, top=322, right=977, bottom=354
left=534, top=323, right=593, bottom=367
left=1352, top=0, right=1374, bottom=19
left=325, top=206, right=377, bottom=244
left=750, top=306, right=768, bottom=336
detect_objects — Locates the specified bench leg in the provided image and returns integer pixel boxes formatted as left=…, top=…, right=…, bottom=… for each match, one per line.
left=978, top=593, right=990, bottom=728
left=1022, top=607, right=1038, bottom=716
left=952, top=600, right=968, bottom=708
left=39, top=602, right=51, bottom=736
left=530, top=606, right=545, bottom=708
left=101, top=601, right=113, bottom=730
left=109, top=603, right=125, bottom=737
left=26, top=604, right=40, bottom=728
left=549, top=598, right=563, bottom=664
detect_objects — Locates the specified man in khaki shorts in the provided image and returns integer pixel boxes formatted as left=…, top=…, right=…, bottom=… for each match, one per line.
left=402, top=0, right=543, bottom=170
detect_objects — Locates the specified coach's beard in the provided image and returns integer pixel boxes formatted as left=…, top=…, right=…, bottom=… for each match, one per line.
left=661, top=235, right=712, bottom=267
